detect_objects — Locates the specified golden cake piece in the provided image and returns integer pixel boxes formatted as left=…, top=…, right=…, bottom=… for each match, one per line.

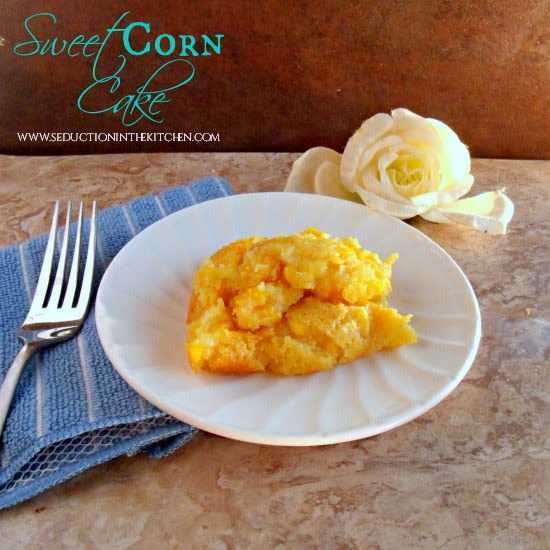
left=186, top=228, right=416, bottom=375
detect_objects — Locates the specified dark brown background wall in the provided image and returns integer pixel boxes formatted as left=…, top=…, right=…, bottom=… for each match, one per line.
left=1, top=0, right=549, bottom=157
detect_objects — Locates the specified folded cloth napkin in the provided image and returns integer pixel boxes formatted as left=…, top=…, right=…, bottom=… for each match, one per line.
left=0, top=176, right=233, bottom=509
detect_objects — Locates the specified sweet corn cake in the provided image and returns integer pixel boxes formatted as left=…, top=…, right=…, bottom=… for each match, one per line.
left=186, top=228, right=416, bottom=375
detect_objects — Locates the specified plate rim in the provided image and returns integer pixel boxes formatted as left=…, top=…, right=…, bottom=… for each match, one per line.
left=96, top=192, right=482, bottom=446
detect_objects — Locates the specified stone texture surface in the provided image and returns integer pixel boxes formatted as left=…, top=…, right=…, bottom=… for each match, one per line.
left=0, top=153, right=549, bottom=549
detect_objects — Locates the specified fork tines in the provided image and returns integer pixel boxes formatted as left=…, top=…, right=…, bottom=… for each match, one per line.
left=26, top=201, right=97, bottom=323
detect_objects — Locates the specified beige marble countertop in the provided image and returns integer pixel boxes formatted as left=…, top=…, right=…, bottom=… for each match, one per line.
left=0, top=153, right=548, bottom=549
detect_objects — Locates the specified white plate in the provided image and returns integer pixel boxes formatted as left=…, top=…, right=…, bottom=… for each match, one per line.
left=96, top=192, right=481, bottom=446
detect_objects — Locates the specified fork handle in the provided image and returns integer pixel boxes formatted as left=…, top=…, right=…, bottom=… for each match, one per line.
left=0, top=343, right=39, bottom=437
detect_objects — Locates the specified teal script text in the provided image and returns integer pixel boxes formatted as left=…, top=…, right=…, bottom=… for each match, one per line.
left=13, top=11, right=224, bottom=126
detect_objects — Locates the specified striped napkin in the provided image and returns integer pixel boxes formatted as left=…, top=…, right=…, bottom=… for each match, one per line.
left=0, top=176, right=233, bottom=509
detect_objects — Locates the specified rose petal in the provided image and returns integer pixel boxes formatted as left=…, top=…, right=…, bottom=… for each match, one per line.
left=427, top=118, right=471, bottom=187
left=363, top=163, right=414, bottom=204
left=375, top=149, right=428, bottom=201
left=393, top=110, right=472, bottom=193
left=379, top=144, right=440, bottom=197
left=356, top=187, right=427, bottom=219
left=391, top=108, right=425, bottom=123
left=285, top=147, right=341, bottom=193
left=341, top=113, right=393, bottom=191
left=420, top=189, right=514, bottom=235
left=314, top=161, right=360, bottom=201
left=358, top=134, right=402, bottom=173
left=410, top=174, right=474, bottom=207
left=391, top=109, right=437, bottom=138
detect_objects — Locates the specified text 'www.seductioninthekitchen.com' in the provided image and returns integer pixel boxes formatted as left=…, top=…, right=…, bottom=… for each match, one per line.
left=17, top=131, right=221, bottom=143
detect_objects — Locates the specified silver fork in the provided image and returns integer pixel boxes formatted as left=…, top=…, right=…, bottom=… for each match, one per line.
left=0, top=201, right=97, bottom=436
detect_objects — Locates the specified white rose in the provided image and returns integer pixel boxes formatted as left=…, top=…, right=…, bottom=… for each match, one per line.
left=285, top=109, right=514, bottom=235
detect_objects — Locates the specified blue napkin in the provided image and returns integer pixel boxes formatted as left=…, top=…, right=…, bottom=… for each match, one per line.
left=0, top=176, right=233, bottom=509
